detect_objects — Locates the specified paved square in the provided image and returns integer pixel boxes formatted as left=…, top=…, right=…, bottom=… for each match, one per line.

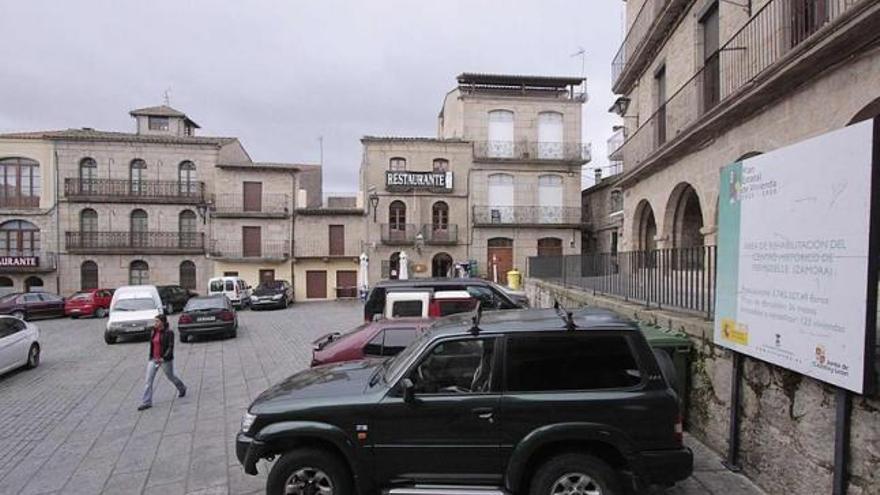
left=0, top=301, right=762, bottom=494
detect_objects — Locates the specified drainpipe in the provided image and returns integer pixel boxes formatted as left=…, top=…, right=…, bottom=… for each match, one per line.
left=54, top=148, right=61, bottom=293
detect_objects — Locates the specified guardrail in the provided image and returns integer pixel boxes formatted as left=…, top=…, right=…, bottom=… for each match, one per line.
left=208, top=239, right=291, bottom=260
left=211, top=193, right=290, bottom=215
left=473, top=206, right=582, bottom=227
left=64, top=178, right=205, bottom=203
left=473, top=141, right=591, bottom=162
left=66, top=232, right=205, bottom=253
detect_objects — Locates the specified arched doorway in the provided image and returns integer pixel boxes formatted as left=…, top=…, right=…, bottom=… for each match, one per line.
left=81, top=261, right=98, bottom=290
left=388, top=252, right=400, bottom=280
left=669, top=184, right=704, bottom=250
left=25, top=276, right=43, bottom=292
left=432, top=252, right=453, bottom=278
left=0, top=220, right=40, bottom=255
left=0, top=276, right=13, bottom=296
left=129, top=260, right=149, bottom=285
left=487, top=238, right=513, bottom=285
left=179, top=260, right=196, bottom=290
left=634, top=200, right=657, bottom=252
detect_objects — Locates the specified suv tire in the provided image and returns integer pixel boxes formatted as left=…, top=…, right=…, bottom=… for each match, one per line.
left=267, top=448, right=351, bottom=495
left=530, top=453, right=622, bottom=495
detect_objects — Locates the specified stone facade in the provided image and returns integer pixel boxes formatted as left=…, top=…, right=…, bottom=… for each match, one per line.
left=581, top=177, right=623, bottom=255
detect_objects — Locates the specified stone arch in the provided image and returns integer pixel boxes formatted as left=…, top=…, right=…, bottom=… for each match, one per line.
left=665, top=182, right=704, bottom=251
left=849, top=97, right=880, bottom=125
left=432, top=252, right=453, bottom=278
left=633, top=199, right=657, bottom=252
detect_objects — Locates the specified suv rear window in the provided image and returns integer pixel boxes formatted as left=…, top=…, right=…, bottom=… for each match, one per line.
left=506, top=335, right=642, bottom=392
left=209, top=280, right=224, bottom=292
left=392, top=300, right=423, bottom=317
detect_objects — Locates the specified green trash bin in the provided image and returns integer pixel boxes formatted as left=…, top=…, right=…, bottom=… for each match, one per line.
left=639, top=324, right=692, bottom=418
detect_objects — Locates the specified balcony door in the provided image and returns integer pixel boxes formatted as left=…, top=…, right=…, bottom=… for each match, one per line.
left=790, top=0, right=829, bottom=46
left=701, top=3, right=720, bottom=112
left=487, top=174, right=514, bottom=223
left=130, top=209, right=148, bottom=248
left=329, top=225, right=345, bottom=256
left=242, top=226, right=261, bottom=258
left=243, top=182, right=262, bottom=212
left=537, top=112, right=564, bottom=159
left=487, top=110, right=514, bottom=158
left=431, top=201, right=449, bottom=242
left=179, top=210, right=198, bottom=248
left=130, top=159, right=146, bottom=195
left=538, top=175, right=563, bottom=223
left=487, top=238, right=513, bottom=285
left=79, top=158, right=97, bottom=194
left=0, top=220, right=40, bottom=256
left=389, top=201, right=406, bottom=242
left=80, top=209, right=98, bottom=249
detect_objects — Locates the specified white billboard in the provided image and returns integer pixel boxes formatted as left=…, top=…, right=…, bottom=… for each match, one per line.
left=714, top=120, right=876, bottom=394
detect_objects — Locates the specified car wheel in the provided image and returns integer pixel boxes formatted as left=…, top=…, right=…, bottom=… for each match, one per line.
left=12, top=310, right=25, bottom=321
left=530, top=453, right=621, bottom=495
left=94, top=307, right=107, bottom=318
left=71, top=314, right=79, bottom=319
left=26, top=343, right=40, bottom=369
left=104, top=333, right=117, bottom=345
left=266, top=448, right=351, bottom=495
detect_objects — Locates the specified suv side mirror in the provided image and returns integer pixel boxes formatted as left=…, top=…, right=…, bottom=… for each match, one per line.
left=401, top=378, right=415, bottom=403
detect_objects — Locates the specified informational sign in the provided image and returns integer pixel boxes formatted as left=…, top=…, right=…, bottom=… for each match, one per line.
left=0, top=256, right=39, bottom=268
left=715, top=120, right=876, bottom=394
left=385, top=171, right=453, bottom=191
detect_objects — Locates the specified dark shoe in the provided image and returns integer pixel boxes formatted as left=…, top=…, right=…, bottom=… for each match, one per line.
left=137, top=404, right=152, bottom=411
left=178, top=387, right=186, bottom=398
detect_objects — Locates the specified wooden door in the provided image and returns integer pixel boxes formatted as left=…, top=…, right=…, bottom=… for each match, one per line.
left=335, top=270, right=357, bottom=298
left=242, top=226, right=261, bottom=257
left=306, top=271, right=327, bottom=299
left=329, top=225, right=344, bottom=256
left=487, top=238, right=513, bottom=285
left=259, top=269, right=275, bottom=285
left=243, top=182, right=263, bottom=212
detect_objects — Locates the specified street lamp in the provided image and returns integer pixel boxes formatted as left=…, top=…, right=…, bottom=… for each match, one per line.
left=369, top=192, right=379, bottom=222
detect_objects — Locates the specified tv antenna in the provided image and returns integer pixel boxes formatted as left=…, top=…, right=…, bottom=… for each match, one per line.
left=570, top=47, right=586, bottom=78
left=163, top=88, right=172, bottom=106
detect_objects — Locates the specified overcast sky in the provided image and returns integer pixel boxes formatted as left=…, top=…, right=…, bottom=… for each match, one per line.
left=0, top=0, right=623, bottom=191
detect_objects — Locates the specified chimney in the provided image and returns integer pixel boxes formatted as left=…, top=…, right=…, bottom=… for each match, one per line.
left=594, top=168, right=603, bottom=183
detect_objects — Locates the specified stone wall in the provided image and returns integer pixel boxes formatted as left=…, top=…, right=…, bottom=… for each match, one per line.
left=524, top=278, right=880, bottom=495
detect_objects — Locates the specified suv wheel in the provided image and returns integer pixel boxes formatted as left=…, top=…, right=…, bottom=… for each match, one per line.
left=531, top=453, right=621, bottom=495
left=267, top=448, right=351, bottom=495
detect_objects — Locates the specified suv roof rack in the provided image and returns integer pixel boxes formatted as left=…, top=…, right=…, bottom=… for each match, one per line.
left=553, top=300, right=577, bottom=331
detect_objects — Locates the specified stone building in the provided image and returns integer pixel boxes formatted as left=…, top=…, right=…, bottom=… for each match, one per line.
left=361, top=73, right=590, bottom=285
left=0, top=105, right=318, bottom=295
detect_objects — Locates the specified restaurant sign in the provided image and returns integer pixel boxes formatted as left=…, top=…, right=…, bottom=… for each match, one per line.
left=386, top=171, right=453, bottom=191
left=0, top=256, right=39, bottom=268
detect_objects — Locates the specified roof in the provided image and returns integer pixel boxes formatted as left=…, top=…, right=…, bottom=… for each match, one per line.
left=129, top=105, right=201, bottom=128
left=0, top=128, right=235, bottom=146
left=295, top=207, right=365, bottom=216
left=457, top=72, right=584, bottom=88
left=430, top=307, right=638, bottom=336
left=361, top=136, right=470, bottom=144
left=216, top=162, right=304, bottom=172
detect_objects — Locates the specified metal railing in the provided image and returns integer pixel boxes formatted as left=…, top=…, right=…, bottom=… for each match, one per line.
left=212, top=193, right=290, bottom=215
left=612, top=0, right=668, bottom=87
left=619, top=0, right=864, bottom=173
left=0, top=251, right=57, bottom=272
left=422, top=224, right=459, bottom=245
left=528, top=246, right=717, bottom=318
left=208, top=239, right=291, bottom=259
left=65, top=231, right=205, bottom=253
left=380, top=224, right=418, bottom=245
left=0, top=195, right=40, bottom=208
left=473, top=206, right=582, bottom=227
left=473, top=141, right=591, bottom=162
left=64, top=178, right=205, bottom=203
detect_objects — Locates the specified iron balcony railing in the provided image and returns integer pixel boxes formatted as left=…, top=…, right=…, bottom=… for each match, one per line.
left=528, top=246, right=717, bottom=318
left=421, top=224, right=459, bottom=245
left=473, top=206, right=582, bottom=227
left=65, top=231, right=205, bottom=253
left=473, top=141, right=591, bottom=163
left=380, top=224, right=419, bottom=245
left=611, top=0, right=669, bottom=89
left=208, top=239, right=291, bottom=260
left=64, top=178, right=206, bottom=203
left=0, top=251, right=57, bottom=272
left=211, top=193, right=290, bottom=216
left=619, top=0, right=864, bottom=174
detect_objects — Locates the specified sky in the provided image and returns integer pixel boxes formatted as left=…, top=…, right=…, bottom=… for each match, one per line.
left=0, top=0, right=624, bottom=192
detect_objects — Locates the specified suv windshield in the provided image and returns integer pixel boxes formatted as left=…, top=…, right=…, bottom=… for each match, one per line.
left=113, top=298, right=156, bottom=311
left=382, top=326, right=434, bottom=382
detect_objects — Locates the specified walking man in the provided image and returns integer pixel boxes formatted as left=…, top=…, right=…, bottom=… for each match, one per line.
left=138, top=314, right=186, bottom=411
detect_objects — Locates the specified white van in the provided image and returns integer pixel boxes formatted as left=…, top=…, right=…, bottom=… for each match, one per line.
left=105, top=285, right=163, bottom=345
left=208, top=276, right=252, bottom=309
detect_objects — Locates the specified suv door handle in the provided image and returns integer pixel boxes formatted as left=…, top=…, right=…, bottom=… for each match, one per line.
left=472, top=407, right=494, bottom=420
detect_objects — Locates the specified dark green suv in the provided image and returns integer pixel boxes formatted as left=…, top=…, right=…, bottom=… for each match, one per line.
left=236, top=308, right=693, bottom=495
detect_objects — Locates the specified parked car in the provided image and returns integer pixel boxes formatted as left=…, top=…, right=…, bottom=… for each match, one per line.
left=0, top=292, right=65, bottom=321
left=0, top=315, right=40, bottom=375
left=364, top=278, right=526, bottom=321
left=250, top=280, right=293, bottom=310
left=236, top=307, right=693, bottom=495
left=311, top=318, right=432, bottom=367
left=383, top=289, right=478, bottom=319
left=157, top=285, right=197, bottom=314
left=178, top=295, right=237, bottom=342
left=65, top=288, right=113, bottom=318
left=208, top=276, right=252, bottom=309
left=105, top=285, right=163, bottom=344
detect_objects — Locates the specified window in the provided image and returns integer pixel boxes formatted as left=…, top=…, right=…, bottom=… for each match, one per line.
left=655, top=66, right=667, bottom=145
left=242, top=226, right=261, bottom=257
left=131, top=209, right=148, bottom=247
left=391, top=300, right=423, bottom=318
left=79, top=158, right=97, bottom=193
left=487, top=173, right=514, bottom=223
left=243, top=181, right=262, bottom=212
left=611, top=231, right=619, bottom=255
left=701, top=3, right=720, bottom=111
left=0, top=157, right=40, bottom=208
left=466, top=286, right=500, bottom=310
left=432, top=201, right=449, bottom=231
left=178, top=161, right=197, bottom=195
left=24, top=276, right=43, bottom=292
left=610, top=190, right=623, bottom=213
left=537, top=237, right=563, bottom=257
left=487, top=110, right=515, bottom=158
left=409, top=338, right=496, bottom=394
left=364, top=327, right=419, bottom=357
left=81, top=261, right=98, bottom=290
left=538, top=175, right=563, bottom=223
left=180, top=260, right=196, bottom=290
left=148, top=116, right=169, bottom=131
left=537, top=112, right=564, bottom=159
left=179, top=210, right=197, bottom=247
left=505, top=335, right=642, bottom=392
left=0, top=220, right=40, bottom=255
left=80, top=209, right=98, bottom=248
left=329, top=225, right=344, bottom=256
left=432, top=159, right=449, bottom=173
left=129, top=260, right=149, bottom=285
left=791, top=0, right=829, bottom=46
left=389, top=200, right=406, bottom=232
left=130, top=159, right=146, bottom=194
left=389, top=157, right=407, bottom=171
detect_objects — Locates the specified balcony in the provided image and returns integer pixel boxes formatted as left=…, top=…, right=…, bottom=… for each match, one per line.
left=473, top=141, right=591, bottom=164
left=380, top=224, right=418, bottom=245
left=618, top=0, right=873, bottom=180
left=65, top=232, right=205, bottom=254
left=211, top=194, right=290, bottom=218
left=0, top=251, right=57, bottom=273
left=208, top=239, right=291, bottom=261
left=422, top=224, right=459, bottom=245
left=473, top=206, right=582, bottom=228
left=0, top=196, right=40, bottom=209
left=64, top=179, right=206, bottom=204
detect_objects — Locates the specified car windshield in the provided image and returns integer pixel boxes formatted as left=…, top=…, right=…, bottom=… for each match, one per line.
left=209, top=280, right=224, bottom=292
left=382, top=326, right=433, bottom=383
left=257, top=281, right=283, bottom=290
left=69, top=292, right=92, bottom=301
left=186, top=298, right=225, bottom=311
left=113, top=298, right=156, bottom=311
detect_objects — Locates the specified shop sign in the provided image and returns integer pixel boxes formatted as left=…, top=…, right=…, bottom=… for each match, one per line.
left=0, top=256, right=39, bottom=268
left=385, top=171, right=453, bottom=191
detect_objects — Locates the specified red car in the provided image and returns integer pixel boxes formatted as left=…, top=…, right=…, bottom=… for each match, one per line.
left=65, top=289, right=113, bottom=318
left=311, top=317, right=433, bottom=367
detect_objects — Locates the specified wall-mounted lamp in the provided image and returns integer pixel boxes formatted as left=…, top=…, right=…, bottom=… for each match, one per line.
left=608, top=97, right=631, bottom=117
left=414, top=231, right=425, bottom=254
left=369, top=192, right=379, bottom=222
left=196, top=203, right=209, bottom=225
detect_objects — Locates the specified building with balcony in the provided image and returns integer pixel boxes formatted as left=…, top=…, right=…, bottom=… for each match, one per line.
left=361, top=73, right=589, bottom=285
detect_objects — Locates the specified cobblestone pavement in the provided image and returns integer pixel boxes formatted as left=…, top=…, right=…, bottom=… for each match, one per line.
left=0, top=301, right=763, bottom=495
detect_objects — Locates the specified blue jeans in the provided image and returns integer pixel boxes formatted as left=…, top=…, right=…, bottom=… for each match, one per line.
left=141, top=360, right=186, bottom=407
